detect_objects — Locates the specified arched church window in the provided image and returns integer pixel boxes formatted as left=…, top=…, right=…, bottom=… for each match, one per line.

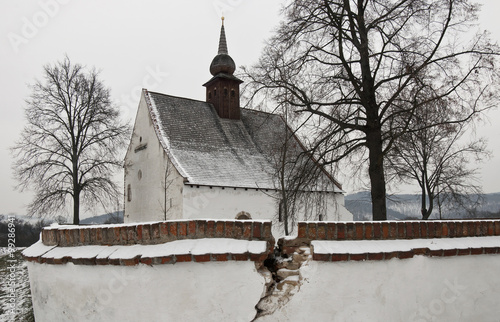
left=127, top=184, right=132, bottom=202
left=235, top=211, right=252, bottom=220
left=224, top=88, right=228, bottom=96
left=231, top=89, right=235, bottom=97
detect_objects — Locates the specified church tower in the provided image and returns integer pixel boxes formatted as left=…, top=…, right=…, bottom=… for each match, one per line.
left=203, top=17, right=243, bottom=120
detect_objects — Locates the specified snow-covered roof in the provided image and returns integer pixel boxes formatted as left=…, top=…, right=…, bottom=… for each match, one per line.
left=145, top=90, right=342, bottom=191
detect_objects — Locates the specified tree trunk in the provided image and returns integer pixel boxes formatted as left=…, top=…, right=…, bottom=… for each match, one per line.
left=366, top=129, right=387, bottom=221
left=421, top=173, right=427, bottom=219
left=73, top=190, right=80, bottom=225
left=281, top=183, right=289, bottom=236
left=283, top=197, right=289, bottom=236
left=425, top=193, right=434, bottom=220
left=73, top=156, right=80, bottom=225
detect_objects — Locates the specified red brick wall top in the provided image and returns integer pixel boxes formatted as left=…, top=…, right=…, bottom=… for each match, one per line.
left=281, top=220, right=500, bottom=262
left=41, top=220, right=273, bottom=247
left=297, top=220, right=500, bottom=241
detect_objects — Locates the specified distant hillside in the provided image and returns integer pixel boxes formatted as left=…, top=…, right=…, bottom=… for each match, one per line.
left=346, top=192, right=500, bottom=221
left=0, top=211, right=124, bottom=247
left=80, top=211, right=124, bottom=225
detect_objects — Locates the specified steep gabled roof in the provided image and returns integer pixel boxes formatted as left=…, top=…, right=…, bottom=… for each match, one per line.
left=144, top=89, right=342, bottom=192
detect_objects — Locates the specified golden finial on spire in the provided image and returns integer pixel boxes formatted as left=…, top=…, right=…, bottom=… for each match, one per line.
left=221, top=16, right=225, bottom=26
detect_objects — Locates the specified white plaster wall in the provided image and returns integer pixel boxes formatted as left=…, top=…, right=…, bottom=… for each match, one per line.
left=124, top=94, right=184, bottom=223
left=302, top=192, right=352, bottom=222
left=333, top=193, right=353, bottom=221
left=28, top=261, right=265, bottom=322
left=257, top=255, right=500, bottom=322
left=182, top=185, right=275, bottom=220
left=182, top=186, right=352, bottom=237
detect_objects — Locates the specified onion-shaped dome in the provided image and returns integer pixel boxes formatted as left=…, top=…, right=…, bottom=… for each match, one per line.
left=210, top=54, right=235, bottom=75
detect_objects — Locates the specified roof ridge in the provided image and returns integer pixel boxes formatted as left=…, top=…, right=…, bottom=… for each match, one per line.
left=147, top=91, right=212, bottom=105
left=241, top=107, right=279, bottom=116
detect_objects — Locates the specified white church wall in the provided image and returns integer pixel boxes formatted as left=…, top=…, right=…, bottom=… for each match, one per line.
left=182, top=185, right=352, bottom=237
left=332, top=193, right=352, bottom=221
left=295, top=191, right=352, bottom=222
left=182, top=185, right=275, bottom=220
left=124, top=94, right=184, bottom=223
left=27, top=261, right=265, bottom=322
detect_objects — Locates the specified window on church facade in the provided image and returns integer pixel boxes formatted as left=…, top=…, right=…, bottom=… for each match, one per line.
left=236, top=211, right=252, bottom=220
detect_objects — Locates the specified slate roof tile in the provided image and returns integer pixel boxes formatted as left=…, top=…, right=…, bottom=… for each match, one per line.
left=145, top=90, right=341, bottom=191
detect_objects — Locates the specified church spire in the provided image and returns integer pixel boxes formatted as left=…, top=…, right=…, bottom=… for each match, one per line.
left=218, top=17, right=228, bottom=55
left=209, top=18, right=236, bottom=76
left=203, top=17, right=243, bottom=120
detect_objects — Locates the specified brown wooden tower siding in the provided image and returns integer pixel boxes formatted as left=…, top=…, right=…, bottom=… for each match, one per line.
left=204, top=76, right=242, bottom=119
left=203, top=17, right=243, bottom=120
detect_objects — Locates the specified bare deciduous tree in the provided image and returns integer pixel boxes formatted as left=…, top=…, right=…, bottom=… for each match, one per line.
left=263, top=105, right=335, bottom=235
left=387, top=97, right=489, bottom=220
left=12, top=56, right=130, bottom=224
left=161, top=159, right=175, bottom=221
left=243, top=0, right=499, bottom=220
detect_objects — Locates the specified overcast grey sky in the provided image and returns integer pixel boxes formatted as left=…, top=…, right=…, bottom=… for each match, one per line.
left=1, top=1, right=498, bottom=217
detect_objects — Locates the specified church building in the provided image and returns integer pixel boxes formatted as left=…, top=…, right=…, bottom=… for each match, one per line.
left=123, top=19, right=352, bottom=234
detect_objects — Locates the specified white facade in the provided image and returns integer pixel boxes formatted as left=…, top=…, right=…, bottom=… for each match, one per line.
left=182, top=185, right=352, bottom=236
left=124, top=94, right=184, bottom=223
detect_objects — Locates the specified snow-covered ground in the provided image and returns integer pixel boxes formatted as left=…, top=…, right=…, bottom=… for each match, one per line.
left=0, top=248, right=34, bottom=322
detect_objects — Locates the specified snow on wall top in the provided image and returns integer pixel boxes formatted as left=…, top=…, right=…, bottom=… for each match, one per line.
left=312, top=236, right=500, bottom=254
left=145, top=90, right=342, bottom=191
left=22, top=219, right=275, bottom=265
left=279, top=220, right=500, bottom=262
left=22, top=238, right=268, bottom=266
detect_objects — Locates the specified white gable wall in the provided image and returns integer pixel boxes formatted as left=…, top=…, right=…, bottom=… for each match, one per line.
left=124, top=94, right=184, bottom=223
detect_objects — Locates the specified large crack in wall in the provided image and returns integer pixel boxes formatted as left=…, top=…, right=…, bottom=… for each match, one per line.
left=253, top=245, right=312, bottom=321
